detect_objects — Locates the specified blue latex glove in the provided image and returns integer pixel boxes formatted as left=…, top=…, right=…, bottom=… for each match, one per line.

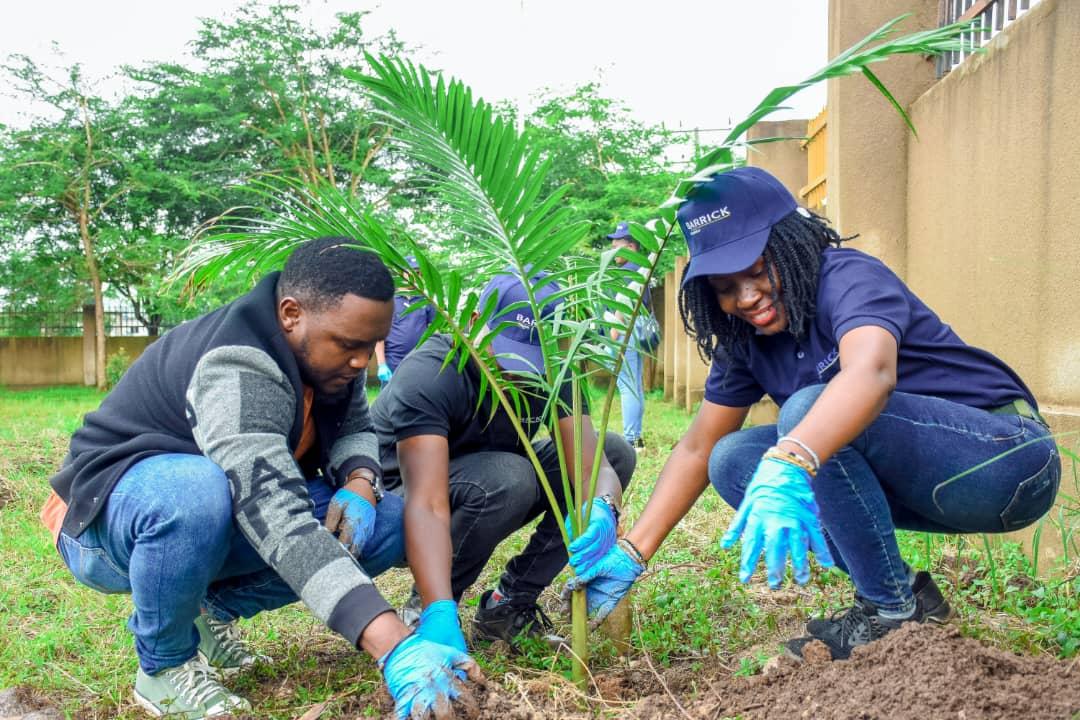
left=720, top=455, right=835, bottom=588
left=415, top=599, right=467, bottom=653
left=561, top=543, right=643, bottom=626
left=324, top=487, right=376, bottom=557
left=566, top=497, right=618, bottom=577
left=380, top=633, right=480, bottom=720
left=377, top=363, right=393, bottom=384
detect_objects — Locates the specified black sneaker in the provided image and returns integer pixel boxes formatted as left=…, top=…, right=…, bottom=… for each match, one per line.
left=789, top=571, right=952, bottom=661
left=633, top=437, right=645, bottom=452
left=471, top=590, right=565, bottom=650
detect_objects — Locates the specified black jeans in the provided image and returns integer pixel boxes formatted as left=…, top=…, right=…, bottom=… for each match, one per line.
left=390, top=432, right=635, bottom=602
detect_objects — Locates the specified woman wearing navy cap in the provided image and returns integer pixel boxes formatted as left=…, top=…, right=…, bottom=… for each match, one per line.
left=565, top=166, right=1061, bottom=659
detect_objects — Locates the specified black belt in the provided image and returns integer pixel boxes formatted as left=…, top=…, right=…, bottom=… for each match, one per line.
left=988, top=398, right=1048, bottom=428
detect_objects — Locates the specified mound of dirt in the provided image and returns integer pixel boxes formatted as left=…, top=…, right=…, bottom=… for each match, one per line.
left=630, top=623, right=1080, bottom=720
left=365, top=624, right=1077, bottom=719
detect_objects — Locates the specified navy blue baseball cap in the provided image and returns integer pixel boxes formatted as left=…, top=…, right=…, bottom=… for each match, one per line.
left=606, top=221, right=632, bottom=240
left=478, top=269, right=562, bottom=374
left=677, top=167, right=798, bottom=284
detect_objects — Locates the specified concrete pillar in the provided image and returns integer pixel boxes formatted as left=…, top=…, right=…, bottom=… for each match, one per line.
left=827, top=0, right=939, bottom=277
left=81, top=304, right=96, bottom=386
left=672, top=257, right=688, bottom=404
left=663, top=269, right=677, bottom=401
left=684, top=332, right=710, bottom=412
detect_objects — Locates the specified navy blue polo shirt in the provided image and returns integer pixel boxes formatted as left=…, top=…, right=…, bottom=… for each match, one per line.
left=384, top=295, right=436, bottom=371
left=704, top=248, right=1036, bottom=410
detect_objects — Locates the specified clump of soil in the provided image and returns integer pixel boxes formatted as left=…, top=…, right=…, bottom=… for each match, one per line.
left=0, top=687, right=62, bottom=720
left=631, top=623, right=1080, bottom=720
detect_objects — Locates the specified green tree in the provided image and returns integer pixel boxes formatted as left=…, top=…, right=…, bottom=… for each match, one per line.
left=0, top=55, right=146, bottom=387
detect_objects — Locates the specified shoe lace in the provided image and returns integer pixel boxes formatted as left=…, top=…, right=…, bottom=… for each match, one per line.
left=205, top=616, right=251, bottom=659
left=165, top=658, right=228, bottom=708
left=508, top=601, right=556, bottom=635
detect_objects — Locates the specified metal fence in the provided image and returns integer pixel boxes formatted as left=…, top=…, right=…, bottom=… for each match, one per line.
left=938, top=0, right=1042, bottom=77
left=0, top=310, right=165, bottom=337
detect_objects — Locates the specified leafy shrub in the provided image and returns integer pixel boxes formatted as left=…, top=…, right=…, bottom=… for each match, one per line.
left=105, top=348, right=131, bottom=389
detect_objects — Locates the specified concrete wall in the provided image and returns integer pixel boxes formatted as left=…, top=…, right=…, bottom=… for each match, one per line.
left=746, top=120, right=808, bottom=201
left=827, top=0, right=939, bottom=274
left=0, top=336, right=155, bottom=387
left=830, top=0, right=1080, bottom=570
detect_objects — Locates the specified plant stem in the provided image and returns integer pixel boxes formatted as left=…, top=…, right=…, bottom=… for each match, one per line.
left=571, top=587, right=588, bottom=686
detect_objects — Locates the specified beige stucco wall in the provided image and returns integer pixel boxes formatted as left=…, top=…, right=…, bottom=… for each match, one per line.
left=0, top=336, right=155, bottom=387
left=906, top=0, right=1080, bottom=416
left=827, top=0, right=939, bottom=275
left=746, top=120, right=808, bottom=201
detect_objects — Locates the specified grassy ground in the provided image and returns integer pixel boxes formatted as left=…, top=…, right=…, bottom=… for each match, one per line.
left=1, top=385, right=1077, bottom=718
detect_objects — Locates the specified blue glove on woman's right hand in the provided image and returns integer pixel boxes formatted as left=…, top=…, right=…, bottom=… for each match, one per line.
left=415, top=599, right=467, bottom=653
left=720, top=454, right=834, bottom=588
left=562, top=542, right=644, bottom=626
left=380, top=633, right=481, bottom=720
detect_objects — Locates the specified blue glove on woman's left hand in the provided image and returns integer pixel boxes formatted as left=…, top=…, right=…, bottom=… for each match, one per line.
left=324, top=487, right=376, bottom=558
left=415, top=599, right=467, bottom=653
left=566, top=497, right=618, bottom=577
left=720, top=454, right=834, bottom=588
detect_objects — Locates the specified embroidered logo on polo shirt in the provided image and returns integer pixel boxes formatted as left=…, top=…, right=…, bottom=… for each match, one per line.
left=684, top=207, right=732, bottom=235
left=816, top=347, right=839, bottom=377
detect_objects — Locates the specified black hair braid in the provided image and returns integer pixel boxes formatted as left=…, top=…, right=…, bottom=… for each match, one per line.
left=678, top=209, right=848, bottom=363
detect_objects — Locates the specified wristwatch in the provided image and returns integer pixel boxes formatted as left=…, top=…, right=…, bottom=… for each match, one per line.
left=348, top=468, right=384, bottom=503
left=598, top=493, right=621, bottom=526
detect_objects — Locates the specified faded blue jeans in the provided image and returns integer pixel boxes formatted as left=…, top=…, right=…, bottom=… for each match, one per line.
left=708, top=385, right=1060, bottom=613
left=617, top=344, right=645, bottom=444
left=57, top=453, right=405, bottom=675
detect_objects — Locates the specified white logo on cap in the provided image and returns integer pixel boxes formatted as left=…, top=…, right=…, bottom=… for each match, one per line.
left=684, top=207, right=732, bottom=235
left=515, top=312, right=535, bottom=329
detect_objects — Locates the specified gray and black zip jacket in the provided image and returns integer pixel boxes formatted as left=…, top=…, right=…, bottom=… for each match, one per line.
left=49, top=272, right=391, bottom=646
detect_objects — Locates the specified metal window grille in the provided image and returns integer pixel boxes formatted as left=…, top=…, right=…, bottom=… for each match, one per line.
left=938, top=0, right=1041, bottom=77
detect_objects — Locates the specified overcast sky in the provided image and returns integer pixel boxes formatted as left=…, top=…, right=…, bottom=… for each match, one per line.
left=0, top=0, right=827, bottom=136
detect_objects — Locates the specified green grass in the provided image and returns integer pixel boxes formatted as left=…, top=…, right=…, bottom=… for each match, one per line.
left=1, top=385, right=1077, bottom=718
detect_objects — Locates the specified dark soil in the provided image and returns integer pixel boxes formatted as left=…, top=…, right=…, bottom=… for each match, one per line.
left=370, top=624, right=1080, bottom=720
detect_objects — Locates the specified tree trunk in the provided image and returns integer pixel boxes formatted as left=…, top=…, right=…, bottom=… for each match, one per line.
left=78, top=206, right=107, bottom=390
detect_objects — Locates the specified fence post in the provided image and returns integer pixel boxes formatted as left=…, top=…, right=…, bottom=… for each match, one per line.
left=672, top=257, right=688, bottom=404
left=663, top=269, right=677, bottom=401
left=82, top=304, right=96, bottom=387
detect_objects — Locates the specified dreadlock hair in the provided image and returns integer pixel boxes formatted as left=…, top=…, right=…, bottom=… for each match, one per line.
left=277, top=236, right=395, bottom=313
left=678, top=208, right=849, bottom=363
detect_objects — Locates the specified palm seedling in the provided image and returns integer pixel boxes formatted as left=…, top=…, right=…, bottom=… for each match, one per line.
left=174, top=13, right=981, bottom=684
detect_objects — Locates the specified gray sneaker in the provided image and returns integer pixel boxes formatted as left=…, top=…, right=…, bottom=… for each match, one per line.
left=195, top=614, right=269, bottom=677
left=134, top=656, right=251, bottom=718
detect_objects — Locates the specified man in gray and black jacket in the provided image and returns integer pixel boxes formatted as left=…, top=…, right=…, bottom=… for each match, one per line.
left=41, top=238, right=479, bottom=719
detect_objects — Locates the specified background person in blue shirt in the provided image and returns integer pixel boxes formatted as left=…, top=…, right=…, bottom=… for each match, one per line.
left=566, top=167, right=1061, bottom=660
left=374, top=256, right=437, bottom=386
left=607, top=221, right=653, bottom=450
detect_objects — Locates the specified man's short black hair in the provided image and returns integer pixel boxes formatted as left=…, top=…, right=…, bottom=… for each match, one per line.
left=278, top=237, right=395, bottom=312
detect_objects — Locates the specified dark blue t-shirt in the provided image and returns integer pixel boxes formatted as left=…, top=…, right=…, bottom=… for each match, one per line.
left=385, top=295, right=436, bottom=371
left=704, top=248, right=1035, bottom=410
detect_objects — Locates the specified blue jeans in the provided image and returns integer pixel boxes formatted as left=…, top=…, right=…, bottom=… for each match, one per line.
left=617, top=345, right=645, bottom=443
left=708, top=385, right=1060, bottom=613
left=57, top=453, right=405, bottom=674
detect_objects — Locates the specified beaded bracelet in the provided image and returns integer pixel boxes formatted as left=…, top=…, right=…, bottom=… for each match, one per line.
left=617, top=537, right=647, bottom=568
left=776, top=435, right=821, bottom=472
left=763, top=447, right=818, bottom=477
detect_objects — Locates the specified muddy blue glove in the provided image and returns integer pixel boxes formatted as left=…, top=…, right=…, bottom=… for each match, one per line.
left=720, top=455, right=834, bottom=588
left=379, top=633, right=480, bottom=720
left=566, top=497, right=618, bottom=577
left=377, top=363, right=393, bottom=384
left=324, top=487, right=376, bottom=558
left=562, top=542, right=643, bottom=626
left=415, top=599, right=467, bottom=653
